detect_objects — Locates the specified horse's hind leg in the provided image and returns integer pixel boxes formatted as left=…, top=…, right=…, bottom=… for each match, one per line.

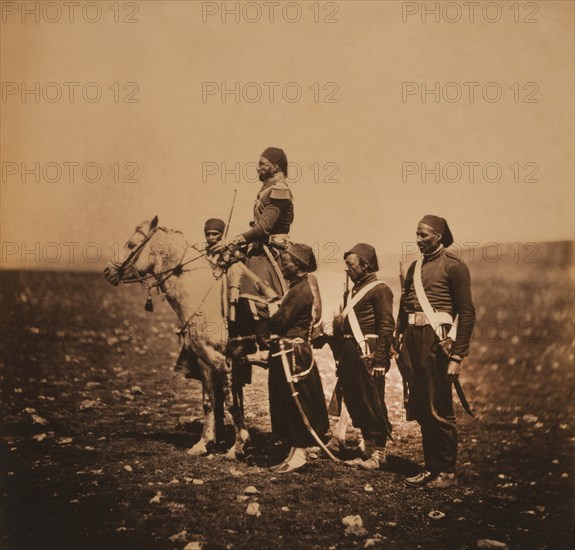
left=214, top=383, right=226, bottom=443
left=186, top=363, right=217, bottom=457
left=220, top=359, right=249, bottom=460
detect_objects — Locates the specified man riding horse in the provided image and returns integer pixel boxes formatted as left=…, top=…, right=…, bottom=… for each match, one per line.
left=212, top=147, right=294, bottom=364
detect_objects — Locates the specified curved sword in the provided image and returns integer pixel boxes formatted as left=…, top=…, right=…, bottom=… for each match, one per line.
left=271, top=338, right=340, bottom=463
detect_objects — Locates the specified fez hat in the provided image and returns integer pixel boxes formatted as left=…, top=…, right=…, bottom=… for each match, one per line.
left=344, top=243, right=379, bottom=272
left=419, top=215, right=454, bottom=247
left=204, top=218, right=226, bottom=234
left=261, top=147, right=288, bottom=177
left=286, top=243, right=317, bottom=273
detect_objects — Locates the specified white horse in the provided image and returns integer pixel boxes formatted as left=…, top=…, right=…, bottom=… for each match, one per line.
left=103, top=216, right=250, bottom=459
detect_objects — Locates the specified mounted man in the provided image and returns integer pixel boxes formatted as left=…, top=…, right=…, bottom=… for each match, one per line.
left=212, top=147, right=295, bottom=362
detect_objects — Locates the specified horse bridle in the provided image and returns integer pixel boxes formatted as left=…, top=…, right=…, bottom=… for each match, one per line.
left=113, top=225, right=214, bottom=299
left=112, top=225, right=160, bottom=285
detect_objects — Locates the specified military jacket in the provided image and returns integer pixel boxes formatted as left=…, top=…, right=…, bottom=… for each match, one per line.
left=242, top=173, right=294, bottom=244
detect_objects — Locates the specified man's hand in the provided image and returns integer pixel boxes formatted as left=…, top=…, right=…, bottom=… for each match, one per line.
left=446, top=360, right=461, bottom=382
left=210, top=235, right=245, bottom=255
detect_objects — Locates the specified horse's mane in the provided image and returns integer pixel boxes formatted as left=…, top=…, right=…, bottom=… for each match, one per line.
left=136, top=222, right=186, bottom=260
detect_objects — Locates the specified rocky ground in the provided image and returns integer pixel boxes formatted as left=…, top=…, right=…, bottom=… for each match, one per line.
left=1, top=258, right=573, bottom=549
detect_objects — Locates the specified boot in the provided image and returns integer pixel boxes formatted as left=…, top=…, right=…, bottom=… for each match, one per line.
left=276, top=447, right=307, bottom=474
left=345, top=440, right=386, bottom=470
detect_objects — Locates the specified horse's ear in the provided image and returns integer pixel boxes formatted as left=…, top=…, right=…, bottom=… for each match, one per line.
left=150, top=215, right=159, bottom=231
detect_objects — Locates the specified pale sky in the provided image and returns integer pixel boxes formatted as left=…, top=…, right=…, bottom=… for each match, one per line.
left=1, top=0, right=573, bottom=270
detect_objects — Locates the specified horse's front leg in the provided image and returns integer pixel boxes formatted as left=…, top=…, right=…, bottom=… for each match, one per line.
left=186, top=362, right=217, bottom=456
left=219, top=359, right=250, bottom=460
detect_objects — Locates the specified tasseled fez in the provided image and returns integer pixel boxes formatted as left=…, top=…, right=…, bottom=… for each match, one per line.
left=419, top=215, right=454, bottom=247
left=204, top=218, right=226, bottom=234
left=261, top=147, right=288, bottom=176
left=286, top=243, right=317, bottom=273
left=344, top=243, right=379, bottom=272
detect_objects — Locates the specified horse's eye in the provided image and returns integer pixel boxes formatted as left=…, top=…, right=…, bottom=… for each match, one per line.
left=127, top=242, right=135, bottom=250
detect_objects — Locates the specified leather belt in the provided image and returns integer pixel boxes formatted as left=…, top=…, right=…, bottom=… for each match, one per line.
left=408, top=312, right=430, bottom=326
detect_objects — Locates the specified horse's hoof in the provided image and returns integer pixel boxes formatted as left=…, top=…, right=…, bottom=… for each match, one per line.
left=187, top=441, right=208, bottom=457
left=326, top=438, right=344, bottom=453
left=224, top=448, right=239, bottom=460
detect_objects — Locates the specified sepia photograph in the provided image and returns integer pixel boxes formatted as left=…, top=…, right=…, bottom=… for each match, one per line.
left=1, top=1, right=573, bottom=548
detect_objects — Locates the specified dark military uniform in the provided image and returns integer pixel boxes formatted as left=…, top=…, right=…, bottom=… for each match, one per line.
left=239, top=171, right=294, bottom=300
left=229, top=172, right=294, bottom=350
left=397, top=246, right=476, bottom=474
left=339, top=273, right=395, bottom=448
left=268, top=274, right=329, bottom=447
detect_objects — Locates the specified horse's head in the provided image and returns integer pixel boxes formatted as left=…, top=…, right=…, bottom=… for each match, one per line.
left=103, top=215, right=160, bottom=286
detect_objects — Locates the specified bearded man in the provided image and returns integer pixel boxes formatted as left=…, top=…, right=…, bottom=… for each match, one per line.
left=212, top=147, right=294, bottom=356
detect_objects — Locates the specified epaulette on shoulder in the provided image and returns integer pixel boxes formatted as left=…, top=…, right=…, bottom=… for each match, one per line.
left=269, top=183, right=292, bottom=200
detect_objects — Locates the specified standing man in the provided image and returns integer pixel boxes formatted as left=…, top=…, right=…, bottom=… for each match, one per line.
left=397, top=215, right=476, bottom=490
left=335, top=243, right=395, bottom=470
left=268, top=243, right=329, bottom=474
left=213, top=147, right=294, bottom=355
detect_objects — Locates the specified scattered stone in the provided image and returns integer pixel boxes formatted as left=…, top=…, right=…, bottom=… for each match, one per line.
left=130, top=385, right=144, bottom=395
left=229, top=467, right=244, bottom=477
left=246, top=502, right=261, bottom=517
left=477, top=540, right=509, bottom=550
left=552, top=459, right=559, bottom=465
left=168, top=478, right=180, bottom=485
left=281, top=506, right=290, bottom=512
left=57, top=437, right=73, bottom=445
left=244, top=486, right=260, bottom=495
left=364, top=534, right=383, bottom=548
left=79, top=400, right=99, bottom=411
left=183, top=543, right=203, bottom=550
left=561, top=473, right=569, bottom=478
left=520, top=510, right=536, bottom=516
left=364, top=484, right=374, bottom=493
left=124, top=465, right=133, bottom=472
left=192, top=479, right=204, bottom=485
left=522, top=414, right=539, bottom=424
left=149, top=491, right=163, bottom=504
left=32, top=433, right=47, bottom=442
left=31, top=414, right=49, bottom=426
left=168, top=530, right=188, bottom=543
left=428, top=510, right=445, bottom=521
left=308, top=449, right=320, bottom=460
left=342, top=515, right=368, bottom=537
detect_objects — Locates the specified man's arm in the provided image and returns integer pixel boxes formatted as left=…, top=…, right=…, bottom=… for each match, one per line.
left=242, top=199, right=288, bottom=243
left=449, top=261, right=476, bottom=358
left=372, top=284, right=395, bottom=370
left=269, top=283, right=312, bottom=336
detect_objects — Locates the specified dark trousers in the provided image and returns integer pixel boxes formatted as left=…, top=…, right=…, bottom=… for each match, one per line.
left=268, top=342, right=329, bottom=448
left=403, top=325, right=457, bottom=474
left=338, top=340, right=391, bottom=448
